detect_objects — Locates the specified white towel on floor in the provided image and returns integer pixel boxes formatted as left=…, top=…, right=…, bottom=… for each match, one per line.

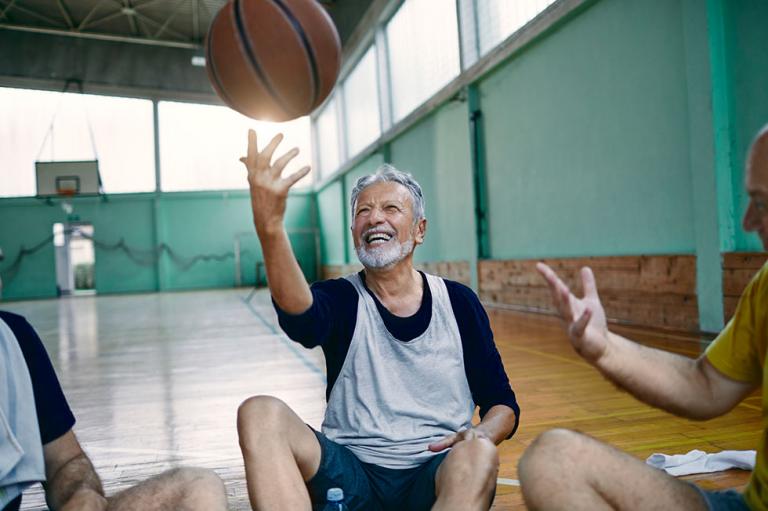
left=646, top=449, right=756, bottom=476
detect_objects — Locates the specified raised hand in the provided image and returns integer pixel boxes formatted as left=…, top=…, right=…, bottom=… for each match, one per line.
left=240, top=129, right=310, bottom=236
left=535, top=262, right=610, bottom=364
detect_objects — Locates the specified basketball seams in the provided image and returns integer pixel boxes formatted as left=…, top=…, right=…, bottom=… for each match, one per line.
left=233, top=0, right=294, bottom=118
left=205, top=0, right=340, bottom=121
left=268, top=0, right=320, bottom=109
left=205, top=14, right=239, bottom=112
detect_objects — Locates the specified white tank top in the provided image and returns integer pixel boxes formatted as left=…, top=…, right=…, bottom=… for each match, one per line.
left=321, top=272, right=475, bottom=469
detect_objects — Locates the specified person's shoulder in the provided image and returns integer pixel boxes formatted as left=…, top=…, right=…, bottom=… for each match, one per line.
left=0, top=310, right=34, bottom=335
left=0, top=310, right=28, bottom=323
left=443, top=279, right=481, bottom=304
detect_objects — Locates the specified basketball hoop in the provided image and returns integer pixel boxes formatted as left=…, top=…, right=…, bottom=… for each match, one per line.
left=57, top=189, right=77, bottom=198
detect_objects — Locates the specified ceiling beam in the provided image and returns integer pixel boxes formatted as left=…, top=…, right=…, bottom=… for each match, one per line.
left=133, top=10, right=187, bottom=40
left=0, top=22, right=200, bottom=48
left=0, top=0, right=18, bottom=21
left=78, top=0, right=110, bottom=30
left=56, top=0, right=74, bottom=28
left=191, top=0, right=199, bottom=41
left=153, top=0, right=186, bottom=38
left=5, top=1, right=65, bottom=26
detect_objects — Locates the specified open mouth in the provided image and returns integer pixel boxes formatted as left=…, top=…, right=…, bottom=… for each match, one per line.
left=364, top=230, right=395, bottom=246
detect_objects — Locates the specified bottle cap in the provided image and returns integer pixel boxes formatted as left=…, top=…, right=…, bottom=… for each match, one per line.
left=327, top=488, right=344, bottom=502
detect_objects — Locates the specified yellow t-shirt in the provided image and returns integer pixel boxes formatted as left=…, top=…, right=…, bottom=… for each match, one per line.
left=706, top=263, right=768, bottom=510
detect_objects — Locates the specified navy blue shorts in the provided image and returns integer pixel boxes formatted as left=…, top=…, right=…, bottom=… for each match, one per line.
left=691, top=486, right=749, bottom=511
left=306, top=428, right=449, bottom=511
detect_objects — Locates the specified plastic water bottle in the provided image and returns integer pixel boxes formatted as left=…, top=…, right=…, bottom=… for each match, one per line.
left=322, top=487, right=348, bottom=511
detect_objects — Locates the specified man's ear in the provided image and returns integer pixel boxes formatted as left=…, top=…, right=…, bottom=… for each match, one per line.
left=414, top=218, right=427, bottom=245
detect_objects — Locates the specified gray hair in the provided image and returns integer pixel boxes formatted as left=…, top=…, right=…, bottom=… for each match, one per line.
left=350, top=164, right=425, bottom=221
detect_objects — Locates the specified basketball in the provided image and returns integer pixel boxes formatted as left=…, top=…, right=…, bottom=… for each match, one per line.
left=205, top=0, right=341, bottom=122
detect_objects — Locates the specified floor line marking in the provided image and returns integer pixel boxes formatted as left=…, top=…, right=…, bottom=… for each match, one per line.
left=506, top=345, right=592, bottom=368
left=497, top=478, right=520, bottom=486
left=241, top=295, right=327, bottom=383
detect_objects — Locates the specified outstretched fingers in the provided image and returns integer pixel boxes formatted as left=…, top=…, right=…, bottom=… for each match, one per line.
left=569, top=307, right=592, bottom=338
left=246, top=129, right=258, bottom=163
left=283, top=166, right=311, bottom=189
left=258, top=133, right=284, bottom=167
left=536, top=262, right=575, bottom=322
left=271, top=147, right=300, bottom=176
left=581, top=266, right=599, bottom=300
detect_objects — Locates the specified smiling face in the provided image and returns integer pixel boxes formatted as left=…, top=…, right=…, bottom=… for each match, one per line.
left=743, top=130, right=768, bottom=250
left=351, top=181, right=426, bottom=269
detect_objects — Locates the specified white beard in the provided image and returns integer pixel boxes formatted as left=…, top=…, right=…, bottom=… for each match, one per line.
left=356, top=237, right=415, bottom=269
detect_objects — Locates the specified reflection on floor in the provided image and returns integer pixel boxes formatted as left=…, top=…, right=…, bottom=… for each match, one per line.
left=4, top=289, right=760, bottom=510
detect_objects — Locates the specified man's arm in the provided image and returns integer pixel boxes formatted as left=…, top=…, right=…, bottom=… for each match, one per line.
left=241, top=129, right=312, bottom=314
left=43, top=430, right=107, bottom=511
left=537, top=262, right=757, bottom=420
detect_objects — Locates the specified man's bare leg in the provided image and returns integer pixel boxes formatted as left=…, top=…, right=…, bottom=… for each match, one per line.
left=107, top=467, right=226, bottom=511
left=237, top=395, right=322, bottom=511
left=518, top=428, right=708, bottom=511
left=433, top=437, right=499, bottom=511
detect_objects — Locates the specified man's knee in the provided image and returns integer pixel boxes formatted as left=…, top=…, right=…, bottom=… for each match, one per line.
left=445, top=437, right=499, bottom=483
left=237, top=395, right=298, bottom=451
left=166, top=467, right=223, bottom=490
left=237, top=395, right=291, bottom=433
left=156, top=467, right=226, bottom=510
left=519, top=428, right=586, bottom=481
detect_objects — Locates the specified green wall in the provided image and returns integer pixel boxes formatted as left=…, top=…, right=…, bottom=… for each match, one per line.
left=389, top=101, right=474, bottom=265
left=480, top=0, right=695, bottom=258
left=310, top=0, right=768, bottom=332
left=0, top=191, right=317, bottom=300
left=316, top=181, right=347, bottom=265
left=722, top=0, right=768, bottom=251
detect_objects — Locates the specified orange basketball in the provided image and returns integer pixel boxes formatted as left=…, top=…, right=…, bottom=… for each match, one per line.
left=205, top=0, right=341, bottom=122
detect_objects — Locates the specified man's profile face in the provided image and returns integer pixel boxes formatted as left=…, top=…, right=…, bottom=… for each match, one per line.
left=743, top=131, right=768, bottom=250
left=351, top=181, right=425, bottom=269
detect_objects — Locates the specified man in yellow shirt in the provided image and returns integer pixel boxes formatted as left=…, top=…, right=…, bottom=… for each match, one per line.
left=518, top=126, right=768, bottom=511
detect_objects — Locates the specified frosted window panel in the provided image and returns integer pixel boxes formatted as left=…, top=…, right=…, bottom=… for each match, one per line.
left=159, top=101, right=312, bottom=192
left=477, top=0, right=557, bottom=56
left=315, top=95, right=341, bottom=179
left=386, top=0, right=460, bottom=122
left=343, top=46, right=381, bottom=157
left=0, top=87, right=154, bottom=197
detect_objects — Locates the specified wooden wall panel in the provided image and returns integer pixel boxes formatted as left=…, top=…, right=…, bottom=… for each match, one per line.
left=322, top=260, right=472, bottom=286
left=479, top=256, right=699, bottom=332
left=722, top=252, right=768, bottom=321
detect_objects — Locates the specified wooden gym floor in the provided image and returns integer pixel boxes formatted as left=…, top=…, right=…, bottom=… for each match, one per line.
left=5, top=288, right=761, bottom=510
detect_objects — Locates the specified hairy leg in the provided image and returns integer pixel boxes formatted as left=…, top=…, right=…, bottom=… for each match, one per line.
left=433, top=437, right=499, bottom=511
left=237, top=395, right=322, bottom=511
left=518, top=428, right=707, bottom=511
left=107, top=467, right=226, bottom=511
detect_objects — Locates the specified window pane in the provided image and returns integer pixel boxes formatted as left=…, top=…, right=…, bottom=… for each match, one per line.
left=159, top=101, right=312, bottom=192
left=315, top=95, right=341, bottom=180
left=477, top=0, right=557, bottom=56
left=386, top=0, right=460, bottom=122
left=0, top=87, right=154, bottom=197
left=343, top=46, right=381, bottom=157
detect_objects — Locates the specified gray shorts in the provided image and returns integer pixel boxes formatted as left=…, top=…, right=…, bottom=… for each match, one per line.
left=692, top=485, right=749, bottom=511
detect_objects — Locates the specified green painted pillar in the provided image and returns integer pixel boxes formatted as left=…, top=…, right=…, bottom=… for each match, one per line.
left=467, top=84, right=486, bottom=291
left=681, top=0, right=733, bottom=333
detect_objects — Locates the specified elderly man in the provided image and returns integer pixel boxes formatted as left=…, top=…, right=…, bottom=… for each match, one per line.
left=236, top=130, right=519, bottom=511
left=518, top=126, right=768, bottom=510
left=0, top=311, right=228, bottom=511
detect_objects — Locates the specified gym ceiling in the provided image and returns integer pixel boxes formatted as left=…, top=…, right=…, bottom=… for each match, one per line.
left=0, top=0, right=374, bottom=100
